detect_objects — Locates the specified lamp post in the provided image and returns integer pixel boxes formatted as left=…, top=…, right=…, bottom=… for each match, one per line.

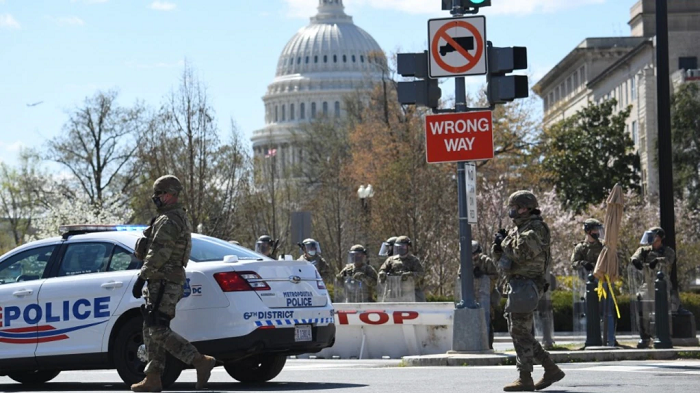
left=357, top=184, right=374, bottom=245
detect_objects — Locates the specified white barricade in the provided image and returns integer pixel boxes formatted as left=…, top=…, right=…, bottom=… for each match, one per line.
left=311, top=302, right=454, bottom=359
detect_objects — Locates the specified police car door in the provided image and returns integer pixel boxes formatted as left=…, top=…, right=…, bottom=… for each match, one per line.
left=35, top=242, right=134, bottom=358
left=0, top=245, right=57, bottom=363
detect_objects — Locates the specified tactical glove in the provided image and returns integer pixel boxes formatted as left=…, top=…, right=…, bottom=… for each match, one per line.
left=132, top=275, right=146, bottom=299
left=378, top=271, right=387, bottom=283
left=401, top=272, right=413, bottom=281
left=649, top=258, right=661, bottom=270
left=494, top=229, right=507, bottom=246
left=632, top=259, right=644, bottom=271
left=584, top=262, right=595, bottom=272
left=473, top=266, right=483, bottom=278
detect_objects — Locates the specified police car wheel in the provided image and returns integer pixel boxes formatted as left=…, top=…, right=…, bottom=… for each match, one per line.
left=224, top=354, right=286, bottom=383
left=113, top=317, right=183, bottom=388
left=7, top=370, right=60, bottom=385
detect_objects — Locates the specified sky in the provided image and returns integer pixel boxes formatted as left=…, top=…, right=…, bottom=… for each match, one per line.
left=0, top=0, right=636, bottom=167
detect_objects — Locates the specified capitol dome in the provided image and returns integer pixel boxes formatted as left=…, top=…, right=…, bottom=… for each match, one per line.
left=251, top=0, right=385, bottom=170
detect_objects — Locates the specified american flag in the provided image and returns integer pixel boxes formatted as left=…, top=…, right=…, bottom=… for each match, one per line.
left=265, top=148, right=277, bottom=158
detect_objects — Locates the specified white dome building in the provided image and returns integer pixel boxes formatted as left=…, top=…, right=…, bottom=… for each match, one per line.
left=251, top=0, right=385, bottom=172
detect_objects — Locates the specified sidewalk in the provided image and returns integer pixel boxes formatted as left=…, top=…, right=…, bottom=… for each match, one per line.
left=403, top=344, right=700, bottom=367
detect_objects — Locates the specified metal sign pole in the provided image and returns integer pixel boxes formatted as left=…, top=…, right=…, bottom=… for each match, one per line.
left=449, top=0, right=488, bottom=353
left=455, top=75, right=476, bottom=309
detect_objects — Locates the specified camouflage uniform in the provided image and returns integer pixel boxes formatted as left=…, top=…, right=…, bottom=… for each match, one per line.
left=337, top=263, right=378, bottom=301
left=337, top=263, right=378, bottom=287
left=571, top=240, right=604, bottom=271
left=379, top=254, right=425, bottom=302
left=140, top=202, right=200, bottom=375
left=299, top=254, right=332, bottom=282
left=492, top=214, right=553, bottom=372
left=493, top=191, right=563, bottom=391
left=631, top=244, right=676, bottom=342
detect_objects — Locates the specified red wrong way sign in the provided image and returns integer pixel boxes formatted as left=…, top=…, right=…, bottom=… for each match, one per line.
left=425, top=111, right=494, bottom=164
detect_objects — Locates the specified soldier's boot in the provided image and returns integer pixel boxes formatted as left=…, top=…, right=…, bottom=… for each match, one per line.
left=503, top=371, right=535, bottom=392
left=193, top=354, right=217, bottom=390
left=637, top=337, right=651, bottom=349
left=130, top=372, right=162, bottom=392
left=534, top=358, right=565, bottom=391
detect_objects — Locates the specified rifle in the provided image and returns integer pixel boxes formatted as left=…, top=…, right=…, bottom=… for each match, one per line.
left=270, top=239, right=280, bottom=259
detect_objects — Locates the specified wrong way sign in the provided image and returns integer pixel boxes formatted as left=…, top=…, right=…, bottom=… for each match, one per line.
left=428, top=16, right=487, bottom=78
left=425, top=111, right=493, bottom=164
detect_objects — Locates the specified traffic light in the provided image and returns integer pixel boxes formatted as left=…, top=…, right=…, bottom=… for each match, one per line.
left=442, top=0, right=492, bottom=11
left=397, top=51, right=442, bottom=109
left=486, top=43, right=529, bottom=105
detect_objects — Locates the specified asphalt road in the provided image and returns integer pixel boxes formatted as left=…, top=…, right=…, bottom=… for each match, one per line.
left=1, top=359, right=699, bottom=393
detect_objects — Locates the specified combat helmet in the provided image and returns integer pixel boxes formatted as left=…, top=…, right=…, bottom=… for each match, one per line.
left=507, top=190, right=538, bottom=209
left=153, top=175, right=183, bottom=195
left=583, top=218, right=603, bottom=232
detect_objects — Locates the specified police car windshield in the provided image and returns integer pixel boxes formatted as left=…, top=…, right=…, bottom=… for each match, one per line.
left=190, top=237, right=264, bottom=262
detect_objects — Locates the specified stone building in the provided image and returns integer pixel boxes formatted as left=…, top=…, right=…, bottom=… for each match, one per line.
left=250, top=0, right=385, bottom=177
left=533, top=0, right=700, bottom=196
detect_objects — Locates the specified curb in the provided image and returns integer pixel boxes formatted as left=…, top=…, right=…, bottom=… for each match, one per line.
left=401, top=348, right=700, bottom=367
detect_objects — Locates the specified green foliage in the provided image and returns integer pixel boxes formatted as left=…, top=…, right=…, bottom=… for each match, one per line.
left=540, top=99, right=640, bottom=212
left=671, top=83, right=700, bottom=209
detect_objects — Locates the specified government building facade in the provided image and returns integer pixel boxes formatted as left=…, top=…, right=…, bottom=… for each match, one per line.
left=533, top=0, right=700, bottom=196
left=250, top=0, right=385, bottom=176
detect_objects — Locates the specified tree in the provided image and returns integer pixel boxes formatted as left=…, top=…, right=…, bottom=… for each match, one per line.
left=133, top=63, right=249, bottom=241
left=539, top=99, right=640, bottom=212
left=47, top=90, right=146, bottom=208
left=0, top=150, right=47, bottom=247
left=671, top=82, right=700, bottom=209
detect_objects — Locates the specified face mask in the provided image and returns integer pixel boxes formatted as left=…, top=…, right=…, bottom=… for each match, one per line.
left=307, top=250, right=317, bottom=256
left=152, top=196, right=164, bottom=208
left=591, top=233, right=600, bottom=240
left=508, top=208, right=518, bottom=218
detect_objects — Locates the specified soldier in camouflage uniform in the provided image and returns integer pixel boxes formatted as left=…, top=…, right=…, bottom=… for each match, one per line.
left=255, top=235, right=278, bottom=260
left=379, top=236, right=426, bottom=302
left=378, top=236, right=397, bottom=258
left=337, top=245, right=379, bottom=302
left=630, top=226, right=676, bottom=349
left=492, top=191, right=565, bottom=392
left=571, top=219, right=605, bottom=273
left=298, top=238, right=332, bottom=282
left=458, top=240, right=498, bottom=348
left=131, top=175, right=217, bottom=392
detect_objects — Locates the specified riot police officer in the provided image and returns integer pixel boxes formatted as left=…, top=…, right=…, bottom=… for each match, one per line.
left=378, top=236, right=425, bottom=302
left=630, top=227, right=676, bottom=349
left=378, top=236, right=397, bottom=258
left=255, top=235, right=278, bottom=260
left=337, top=245, right=379, bottom=302
left=298, top=238, right=331, bottom=282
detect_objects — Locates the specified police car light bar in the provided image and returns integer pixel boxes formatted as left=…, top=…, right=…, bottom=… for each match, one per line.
left=59, top=224, right=147, bottom=238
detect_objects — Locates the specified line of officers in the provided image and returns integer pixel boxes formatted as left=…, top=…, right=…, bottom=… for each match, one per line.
left=251, top=235, right=426, bottom=302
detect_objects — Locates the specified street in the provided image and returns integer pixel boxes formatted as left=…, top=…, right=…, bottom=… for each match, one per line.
left=1, top=359, right=699, bottom=393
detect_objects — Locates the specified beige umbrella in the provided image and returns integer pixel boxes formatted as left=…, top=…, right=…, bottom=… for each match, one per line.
left=594, top=183, right=625, bottom=317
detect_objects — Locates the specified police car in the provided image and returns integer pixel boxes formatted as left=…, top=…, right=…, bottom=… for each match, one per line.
left=0, top=225, right=335, bottom=388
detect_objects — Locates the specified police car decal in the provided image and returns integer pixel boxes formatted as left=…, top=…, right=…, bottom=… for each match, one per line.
left=0, top=297, right=110, bottom=344
left=254, top=318, right=334, bottom=327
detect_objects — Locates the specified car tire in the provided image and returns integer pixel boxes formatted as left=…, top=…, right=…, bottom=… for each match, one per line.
left=7, top=370, right=60, bottom=385
left=113, top=316, right=183, bottom=388
left=224, top=354, right=286, bottom=383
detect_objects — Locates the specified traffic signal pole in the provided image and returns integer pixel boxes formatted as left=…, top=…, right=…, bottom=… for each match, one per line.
left=449, top=2, right=489, bottom=353
left=454, top=77, right=478, bottom=310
